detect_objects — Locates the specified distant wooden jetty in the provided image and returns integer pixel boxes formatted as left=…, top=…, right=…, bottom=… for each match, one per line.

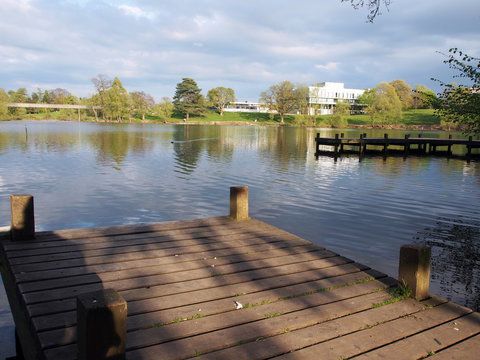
left=1, top=188, right=479, bottom=360
left=315, top=133, right=480, bottom=159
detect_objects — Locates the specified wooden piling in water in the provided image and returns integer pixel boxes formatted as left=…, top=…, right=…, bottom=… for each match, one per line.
left=398, top=244, right=431, bottom=301
left=334, top=134, right=339, bottom=156
left=10, top=194, right=35, bottom=241
left=404, top=134, right=410, bottom=157
left=383, top=133, right=389, bottom=157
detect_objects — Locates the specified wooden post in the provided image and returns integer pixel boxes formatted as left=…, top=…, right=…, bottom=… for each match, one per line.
left=77, top=289, right=127, bottom=360
left=315, top=133, right=320, bottom=155
left=359, top=134, right=365, bottom=155
left=467, top=136, right=472, bottom=157
left=383, top=133, right=389, bottom=157
left=10, top=194, right=35, bottom=241
left=334, top=133, right=339, bottom=156
left=447, top=134, right=452, bottom=156
left=404, top=134, right=410, bottom=157
left=418, top=134, right=425, bottom=153
left=340, top=133, right=344, bottom=153
left=398, top=245, right=431, bottom=300
left=230, top=186, right=249, bottom=221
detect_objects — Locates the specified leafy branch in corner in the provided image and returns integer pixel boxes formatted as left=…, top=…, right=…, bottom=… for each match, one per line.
left=433, top=48, right=480, bottom=134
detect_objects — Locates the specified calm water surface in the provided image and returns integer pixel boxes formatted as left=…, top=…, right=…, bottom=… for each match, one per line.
left=1, top=121, right=479, bottom=357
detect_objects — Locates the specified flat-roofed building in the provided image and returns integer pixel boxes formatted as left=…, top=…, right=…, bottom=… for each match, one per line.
left=308, top=82, right=364, bottom=115
left=224, top=101, right=270, bottom=113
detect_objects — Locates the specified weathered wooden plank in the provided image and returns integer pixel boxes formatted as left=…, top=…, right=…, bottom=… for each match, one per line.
left=14, top=241, right=321, bottom=284
left=23, top=255, right=352, bottom=304
left=196, top=297, right=445, bottom=360
left=428, top=333, right=480, bottom=360
left=3, top=216, right=261, bottom=250
left=126, top=290, right=397, bottom=360
left=352, top=311, right=480, bottom=359
left=123, top=269, right=387, bottom=332
left=11, top=235, right=311, bottom=274
left=8, top=227, right=302, bottom=265
left=38, top=277, right=396, bottom=350
left=19, top=249, right=336, bottom=293
left=5, top=220, right=279, bottom=258
left=30, top=263, right=374, bottom=330
left=275, top=301, right=472, bottom=360
left=4, top=219, right=281, bottom=256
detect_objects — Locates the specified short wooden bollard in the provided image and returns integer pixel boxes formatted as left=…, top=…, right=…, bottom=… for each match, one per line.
left=334, top=134, right=339, bottom=155
left=77, top=289, right=127, bottom=360
left=398, top=244, right=431, bottom=300
left=10, top=194, right=35, bottom=241
left=230, top=186, right=249, bottom=220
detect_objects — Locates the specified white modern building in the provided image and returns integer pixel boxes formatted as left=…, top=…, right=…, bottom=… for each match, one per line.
left=225, top=82, right=365, bottom=115
left=224, top=101, right=270, bottom=113
left=308, top=82, right=365, bottom=115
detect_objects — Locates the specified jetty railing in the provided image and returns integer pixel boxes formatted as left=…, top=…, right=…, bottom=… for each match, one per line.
left=315, top=133, right=480, bottom=159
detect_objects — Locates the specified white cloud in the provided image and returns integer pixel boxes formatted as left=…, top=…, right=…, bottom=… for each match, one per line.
left=315, top=62, right=340, bottom=71
left=117, top=4, right=155, bottom=20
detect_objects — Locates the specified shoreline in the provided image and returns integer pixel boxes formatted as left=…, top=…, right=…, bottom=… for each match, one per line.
left=1, top=117, right=460, bottom=132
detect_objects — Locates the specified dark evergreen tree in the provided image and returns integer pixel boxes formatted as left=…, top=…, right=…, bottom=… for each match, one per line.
left=173, top=78, right=207, bottom=121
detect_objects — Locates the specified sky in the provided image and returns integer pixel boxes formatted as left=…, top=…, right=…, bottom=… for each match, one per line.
left=1, top=0, right=479, bottom=102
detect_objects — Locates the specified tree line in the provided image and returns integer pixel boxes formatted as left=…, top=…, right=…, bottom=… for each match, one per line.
left=1, top=49, right=478, bottom=133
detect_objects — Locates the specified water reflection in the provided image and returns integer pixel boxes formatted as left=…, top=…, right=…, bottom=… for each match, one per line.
left=88, top=129, right=154, bottom=169
left=414, top=216, right=480, bottom=311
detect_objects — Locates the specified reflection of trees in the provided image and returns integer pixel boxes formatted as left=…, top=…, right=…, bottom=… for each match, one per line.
left=0, top=129, right=78, bottom=153
left=172, top=125, right=235, bottom=175
left=257, top=127, right=310, bottom=168
left=414, top=216, right=480, bottom=311
left=89, top=129, right=153, bottom=169
left=172, top=126, right=204, bottom=175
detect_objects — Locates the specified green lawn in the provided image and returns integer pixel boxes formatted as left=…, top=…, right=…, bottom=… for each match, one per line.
left=346, top=109, right=440, bottom=126
left=18, top=108, right=441, bottom=128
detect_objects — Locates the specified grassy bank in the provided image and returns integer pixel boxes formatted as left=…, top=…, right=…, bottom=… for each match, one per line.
left=15, top=108, right=444, bottom=129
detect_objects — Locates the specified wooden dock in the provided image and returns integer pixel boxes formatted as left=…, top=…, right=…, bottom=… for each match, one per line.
left=1, top=189, right=480, bottom=360
left=315, top=133, right=480, bottom=159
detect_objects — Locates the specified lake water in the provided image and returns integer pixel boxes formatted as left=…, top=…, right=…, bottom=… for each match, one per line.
left=1, top=120, right=479, bottom=358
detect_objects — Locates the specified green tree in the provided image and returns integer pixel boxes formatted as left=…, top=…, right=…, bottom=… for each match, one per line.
left=435, top=48, right=480, bottom=134
left=362, top=82, right=402, bottom=125
left=8, top=88, right=28, bottom=119
left=331, top=100, right=351, bottom=128
left=107, top=77, right=130, bottom=122
left=0, top=88, right=9, bottom=120
left=413, top=85, right=438, bottom=109
left=358, top=87, right=376, bottom=106
left=155, top=97, right=174, bottom=122
left=92, top=74, right=113, bottom=121
left=51, top=88, right=71, bottom=104
left=173, top=78, right=207, bottom=120
left=207, top=87, right=235, bottom=116
left=389, top=79, right=413, bottom=110
left=260, top=80, right=297, bottom=123
left=373, top=82, right=402, bottom=124
left=294, top=83, right=310, bottom=116
left=131, top=91, right=155, bottom=121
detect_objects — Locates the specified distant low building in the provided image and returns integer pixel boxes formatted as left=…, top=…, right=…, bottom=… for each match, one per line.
left=224, top=101, right=270, bottom=113
left=226, top=82, right=365, bottom=115
left=308, top=82, right=365, bottom=115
